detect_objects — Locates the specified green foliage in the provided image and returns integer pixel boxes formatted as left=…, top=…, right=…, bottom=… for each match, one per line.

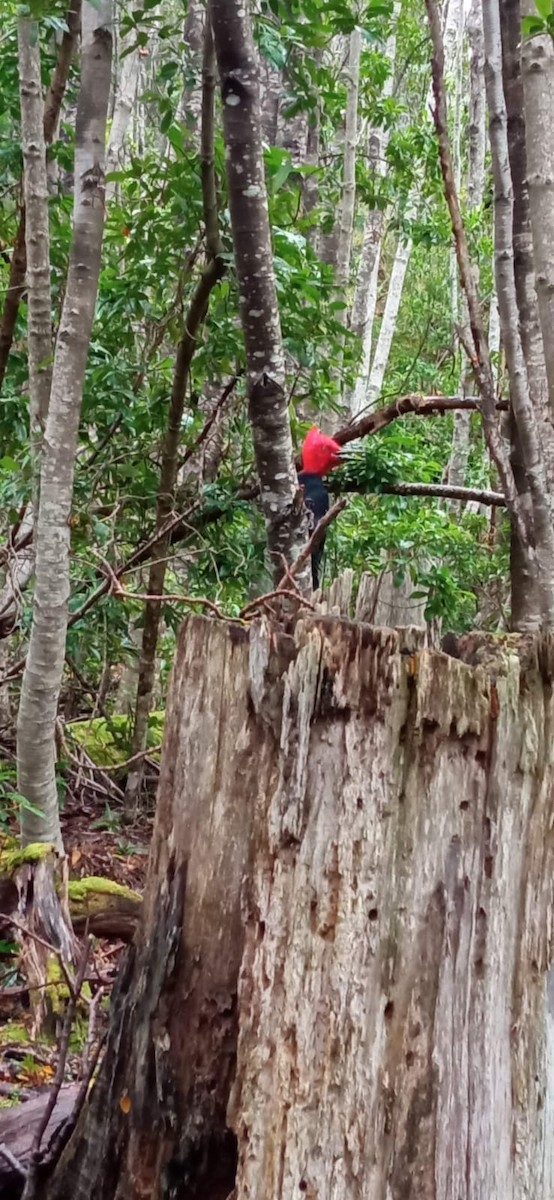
left=0, top=0, right=511, bottom=744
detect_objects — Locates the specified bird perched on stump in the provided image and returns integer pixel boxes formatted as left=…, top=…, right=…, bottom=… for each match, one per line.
left=298, top=427, right=342, bottom=589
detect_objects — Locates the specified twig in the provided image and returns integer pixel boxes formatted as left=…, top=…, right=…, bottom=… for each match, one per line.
left=0, top=1144, right=26, bottom=1179
left=95, top=554, right=223, bottom=617
left=81, top=984, right=104, bottom=1078
left=56, top=720, right=125, bottom=802
left=42, top=1031, right=107, bottom=1172
left=286, top=499, right=348, bottom=583
left=240, top=588, right=316, bottom=619
left=6, top=915, right=76, bottom=1001
left=178, top=374, right=240, bottom=470
left=63, top=725, right=161, bottom=775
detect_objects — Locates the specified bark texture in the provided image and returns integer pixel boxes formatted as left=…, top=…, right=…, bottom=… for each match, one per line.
left=349, top=11, right=399, bottom=417
left=364, top=234, right=412, bottom=411
left=0, top=1, right=81, bottom=396
left=501, top=0, right=554, bottom=490
left=18, top=17, right=52, bottom=457
left=105, top=2, right=141, bottom=201
left=521, top=3, right=554, bottom=427
left=483, top=0, right=554, bottom=628
left=210, top=0, right=310, bottom=582
left=43, top=612, right=554, bottom=1200
left=17, top=1, right=113, bottom=848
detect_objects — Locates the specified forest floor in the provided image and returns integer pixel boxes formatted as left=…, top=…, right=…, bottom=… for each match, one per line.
left=0, top=777, right=153, bottom=1122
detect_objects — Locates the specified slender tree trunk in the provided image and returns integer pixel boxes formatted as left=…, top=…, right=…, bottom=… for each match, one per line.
left=301, top=60, right=322, bottom=236
left=260, top=56, right=281, bottom=146
left=448, top=0, right=479, bottom=495
left=484, top=0, right=554, bottom=628
left=42, top=612, right=554, bottom=1200
left=521, top=3, right=554, bottom=429
left=501, top=0, right=554, bottom=491
left=105, top=2, right=141, bottom=202
left=348, top=11, right=399, bottom=417
left=0, top=1, right=81, bottom=397
left=124, top=22, right=226, bottom=817
left=210, top=0, right=310, bottom=582
left=335, top=29, right=361, bottom=300
left=17, top=15, right=53, bottom=518
left=349, top=245, right=381, bottom=416
left=426, top=0, right=533, bottom=576
left=17, top=1, right=113, bottom=849
left=364, top=235, right=412, bottom=410
left=178, top=0, right=205, bottom=137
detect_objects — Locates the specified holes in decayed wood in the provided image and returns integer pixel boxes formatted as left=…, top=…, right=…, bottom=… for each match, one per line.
left=368, top=907, right=379, bottom=922
left=459, top=799, right=469, bottom=811
left=384, top=1000, right=395, bottom=1021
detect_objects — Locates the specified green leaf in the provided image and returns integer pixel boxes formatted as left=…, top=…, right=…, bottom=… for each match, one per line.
left=535, top=0, right=552, bottom=18
left=522, top=13, right=548, bottom=33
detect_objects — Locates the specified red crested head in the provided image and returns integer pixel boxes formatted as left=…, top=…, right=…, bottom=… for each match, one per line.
left=301, top=427, right=341, bottom=475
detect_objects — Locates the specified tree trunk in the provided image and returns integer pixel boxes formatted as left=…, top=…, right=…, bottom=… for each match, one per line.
left=43, top=611, right=554, bottom=1199
left=483, top=0, right=554, bottom=628
left=105, top=2, right=141, bottom=202
left=335, top=29, right=361, bottom=303
left=17, top=1, right=113, bottom=849
left=364, top=234, right=412, bottom=410
left=0, top=1, right=81, bottom=396
left=447, top=0, right=482, bottom=498
left=178, top=0, right=206, bottom=137
left=521, top=3, right=554, bottom=429
left=18, top=14, right=53, bottom=484
left=500, top=0, right=554, bottom=492
left=210, top=0, right=310, bottom=583
left=348, top=10, right=399, bottom=418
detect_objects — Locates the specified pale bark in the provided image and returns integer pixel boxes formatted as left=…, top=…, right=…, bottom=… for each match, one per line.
left=501, top=0, right=554, bottom=490
left=18, top=17, right=52, bottom=468
left=317, top=34, right=348, bottom=267
left=335, top=29, right=361, bottom=299
left=17, top=1, right=113, bottom=849
left=349, top=13, right=399, bottom=417
left=446, top=0, right=464, bottom=333
left=302, top=72, right=322, bottom=234
left=42, top=613, right=554, bottom=1199
left=349, top=248, right=381, bottom=416
left=210, top=0, right=310, bottom=582
left=521, top=4, right=554, bottom=428
left=105, top=2, right=141, bottom=201
left=0, top=1, right=81, bottom=396
left=178, top=0, right=205, bottom=137
left=448, top=0, right=482, bottom=496
left=484, top=0, right=554, bottom=628
left=364, top=235, right=412, bottom=411
left=467, top=0, right=487, bottom=207
left=260, top=56, right=281, bottom=146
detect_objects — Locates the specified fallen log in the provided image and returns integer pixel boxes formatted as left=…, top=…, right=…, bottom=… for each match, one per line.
left=0, top=1084, right=80, bottom=1198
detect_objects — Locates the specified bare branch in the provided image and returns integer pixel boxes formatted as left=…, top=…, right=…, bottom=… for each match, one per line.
left=379, top=481, right=505, bottom=505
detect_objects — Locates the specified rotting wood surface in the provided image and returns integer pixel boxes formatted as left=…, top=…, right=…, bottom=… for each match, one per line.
left=42, top=616, right=554, bottom=1200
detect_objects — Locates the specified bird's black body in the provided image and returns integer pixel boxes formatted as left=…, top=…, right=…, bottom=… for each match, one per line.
left=298, top=469, right=330, bottom=589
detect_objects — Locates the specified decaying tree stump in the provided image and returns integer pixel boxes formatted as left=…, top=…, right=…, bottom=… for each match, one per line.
left=42, top=613, right=554, bottom=1199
